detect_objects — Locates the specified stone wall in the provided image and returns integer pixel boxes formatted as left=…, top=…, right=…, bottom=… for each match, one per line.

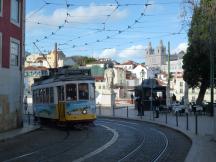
left=0, top=95, right=23, bottom=132
left=214, top=107, right=216, bottom=140
left=0, top=68, right=23, bottom=132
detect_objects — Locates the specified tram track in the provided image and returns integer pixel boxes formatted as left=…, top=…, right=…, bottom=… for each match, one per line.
left=97, top=119, right=169, bottom=162
left=2, top=127, right=72, bottom=162
left=0, top=118, right=190, bottom=162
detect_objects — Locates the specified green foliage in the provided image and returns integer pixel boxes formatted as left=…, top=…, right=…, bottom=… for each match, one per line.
left=182, top=0, right=216, bottom=103
left=71, top=56, right=96, bottom=66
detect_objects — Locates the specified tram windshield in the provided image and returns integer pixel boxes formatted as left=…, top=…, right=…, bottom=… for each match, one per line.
left=66, top=84, right=77, bottom=101
left=89, top=83, right=95, bottom=100
left=78, top=83, right=89, bottom=100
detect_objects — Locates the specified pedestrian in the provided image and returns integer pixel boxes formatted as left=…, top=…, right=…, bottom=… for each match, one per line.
left=155, top=96, right=160, bottom=118
left=130, top=93, right=134, bottom=104
left=172, top=94, right=176, bottom=104
left=24, top=96, right=28, bottom=114
left=136, top=96, right=142, bottom=116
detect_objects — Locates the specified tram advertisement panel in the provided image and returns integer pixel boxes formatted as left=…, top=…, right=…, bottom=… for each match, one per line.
left=65, top=101, right=95, bottom=115
left=34, top=104, right=58, bottom=119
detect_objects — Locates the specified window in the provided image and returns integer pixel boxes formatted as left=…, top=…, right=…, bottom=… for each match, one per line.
left=45, top=88, right=50, bottom=103
left=180, top=82, right=183, bottom=87
left=49, top=87, right=54, bottom=103
left=192, top=96, right=196, bottom=102
left=0, top=33, right=2, bottom=67
left=89, top=83, right=95, bottom=100
left=0, top=0, right=2, bottom=16
left=66, top=84, right=77, bottom=101
left=180, top=89, right=183, bottom=93
left=57, top=86, right=64, bottom=101
left=78, top=83, right=89, bottom=100
left=11, top=0, right=20, bottom=25
left=10, top=38, right=20, bottom=66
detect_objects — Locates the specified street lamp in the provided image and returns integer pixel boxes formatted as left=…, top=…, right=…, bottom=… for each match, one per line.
left=140, top=69, right=145, bottom=116
left=150, top=78, right=154, bottom=120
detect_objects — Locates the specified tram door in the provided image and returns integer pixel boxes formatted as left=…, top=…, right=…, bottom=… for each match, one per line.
left=57, top=86, right=65, bottom=121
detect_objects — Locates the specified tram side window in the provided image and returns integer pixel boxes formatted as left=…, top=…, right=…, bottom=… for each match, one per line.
left=50, top=87, right=54, bottom=103
left=66, top=84, right=77, bottom=101
left=39, top=89, right=43, bottom=103
left=42, top=88, right=46, bottom=103
left=57, top=86, right=64, bottom=101
left=33, top=90, right=36, bottom=104
left=36, top=90, right=39, bottom=104
left=78, top=83, right=89, bottom=100
left=45, top=88, right=50, bottom=103
left=89, top=83, right=95, bottom=100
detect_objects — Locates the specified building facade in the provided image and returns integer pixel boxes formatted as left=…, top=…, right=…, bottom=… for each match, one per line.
left=25, top=50, right=67, bottom=68
left=0, top=0, right=25, bottom=131
left=24, top=66, right=49, bottom=113
left=145, top=40, right=166, bottom=68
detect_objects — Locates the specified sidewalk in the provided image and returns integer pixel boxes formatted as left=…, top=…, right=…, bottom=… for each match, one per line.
left=0, top=115, right=40, bottom=142
left=96, top=105, right=216, bottom=162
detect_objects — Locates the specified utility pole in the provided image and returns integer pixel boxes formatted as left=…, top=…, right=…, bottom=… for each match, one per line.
left=209, top=17, right=214, bottom=117
left=166, top=41, right=171, bottom=108
left=54, top=42, right=58, bottom=68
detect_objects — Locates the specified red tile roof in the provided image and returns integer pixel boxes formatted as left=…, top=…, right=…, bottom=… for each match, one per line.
left=121, top=60, right=138, bottom=65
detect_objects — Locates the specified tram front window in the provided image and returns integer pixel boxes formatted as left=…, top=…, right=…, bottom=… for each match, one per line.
left=89, top=83, right=95, bottom=100
left=66, top=84, right=77, bottom=101
left=79, top=83, right=89, bottom=100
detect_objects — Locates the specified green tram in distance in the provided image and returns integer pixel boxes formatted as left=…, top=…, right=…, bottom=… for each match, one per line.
left=31, top=67, right=96, bottom=125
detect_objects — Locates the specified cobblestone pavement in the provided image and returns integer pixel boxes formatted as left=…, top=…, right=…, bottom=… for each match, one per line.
left=0, top=118, right=191, bottom=162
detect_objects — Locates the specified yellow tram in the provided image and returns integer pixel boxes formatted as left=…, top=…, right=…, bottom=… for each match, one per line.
left=31, top=68, right=96, bottom=124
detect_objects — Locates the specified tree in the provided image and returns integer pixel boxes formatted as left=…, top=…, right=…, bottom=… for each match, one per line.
left=182, top=0, right=216, bottom=104
left=71, top=56, right=96, bottom=66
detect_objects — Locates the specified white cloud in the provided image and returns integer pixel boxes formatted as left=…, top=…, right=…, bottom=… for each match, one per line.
left=98, top=45, right=145, bottom=63
left=99, top=48, right=117, bottom=58
left=119, top=45, right=145, bottom=58
left=26, top=4, right=128, bottom=31
left=172, top=42, right=188, bottom=54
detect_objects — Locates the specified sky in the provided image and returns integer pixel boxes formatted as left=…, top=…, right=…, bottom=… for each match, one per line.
left=25, top=0, right=192, bottom=63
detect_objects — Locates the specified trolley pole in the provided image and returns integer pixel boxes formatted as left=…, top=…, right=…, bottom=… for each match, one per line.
left=54, top=42, right=58, bottom=68
left=166, top=41, right=171, bottom=110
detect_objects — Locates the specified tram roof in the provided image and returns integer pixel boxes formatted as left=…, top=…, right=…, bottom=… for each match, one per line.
left=32, top=67, right=95, bottom=86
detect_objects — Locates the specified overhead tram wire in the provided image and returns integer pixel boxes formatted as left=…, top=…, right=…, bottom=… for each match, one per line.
left=57, top=32, right=184, bottom=53
left=57, top=1, right=152, bottom=51
left=33, top=0, right=71, bottom=47
left=32, top=42, right=52, bottom=68
left=30, top=1, right=176, bottom=51
left=29, top=0, right=183, bottom=53
left=101, top=0, right=120, bottom=30
left=31, top=1, right=120, bottom=51
left=26, top=1, right=50, bottom=20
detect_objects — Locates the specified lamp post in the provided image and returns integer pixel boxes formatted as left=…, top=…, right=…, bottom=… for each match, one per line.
left=140, top=69, right=145, bottom=116
left=150, top=78, right=153, bottom=120
left=146, top=68, right=154, bottom=120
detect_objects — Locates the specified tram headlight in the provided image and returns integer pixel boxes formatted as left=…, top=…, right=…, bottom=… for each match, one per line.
left=82, top=109, right=87, bottom=114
